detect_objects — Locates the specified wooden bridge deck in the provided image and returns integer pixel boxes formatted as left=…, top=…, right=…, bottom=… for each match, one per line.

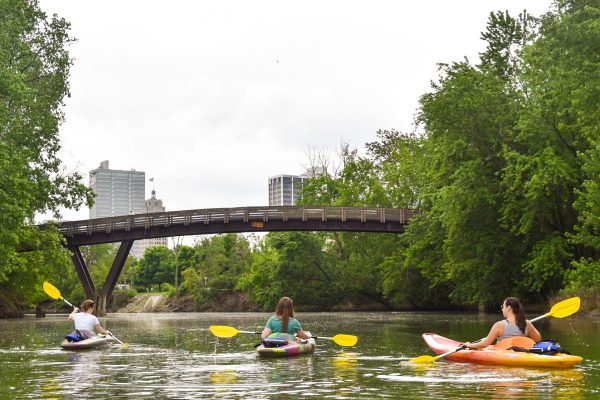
left=56, top=206, right=418, bottom=246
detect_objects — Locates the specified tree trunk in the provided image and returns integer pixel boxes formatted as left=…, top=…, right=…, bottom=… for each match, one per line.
left=95, top=293, right=107, bottom=317
left=35, top=304, right=45, bottom=318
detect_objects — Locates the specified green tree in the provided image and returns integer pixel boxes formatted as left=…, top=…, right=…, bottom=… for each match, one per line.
left=0, top=0, right=93, bottom=312
left=239, top=232, right=342, bottom=310
left=500, top=0, right=600, bottom=295
left=173, top=244, right=195, bottom=296
left=135, top=246, right=174, bottom=291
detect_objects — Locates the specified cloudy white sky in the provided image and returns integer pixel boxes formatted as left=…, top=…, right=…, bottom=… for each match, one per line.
left=39, top=0, right=553, bottom=222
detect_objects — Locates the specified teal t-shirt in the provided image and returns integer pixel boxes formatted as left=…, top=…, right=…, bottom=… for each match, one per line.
left=265, top=316, right=302, bottom=335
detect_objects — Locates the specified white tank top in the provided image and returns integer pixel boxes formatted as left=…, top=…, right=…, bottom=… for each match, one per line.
left=72, top=312, right=99, bottom=332
left=497, top=319, right=528, bottom=341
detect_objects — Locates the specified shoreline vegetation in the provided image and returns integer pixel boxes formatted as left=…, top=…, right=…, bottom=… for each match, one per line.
left=2, top=0, right=599, bottom=319
left=3, top=289, right=600, bottom=319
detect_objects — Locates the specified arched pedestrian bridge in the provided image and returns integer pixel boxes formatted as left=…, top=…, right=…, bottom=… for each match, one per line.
left=55, top=206, right=419, bottom=315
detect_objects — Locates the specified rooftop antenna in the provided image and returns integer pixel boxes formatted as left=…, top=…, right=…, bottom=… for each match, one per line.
left=149, top=177, right=155, bottom=197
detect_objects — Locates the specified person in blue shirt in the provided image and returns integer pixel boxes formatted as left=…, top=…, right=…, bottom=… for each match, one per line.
left=261, top=296, right=311, bottom=340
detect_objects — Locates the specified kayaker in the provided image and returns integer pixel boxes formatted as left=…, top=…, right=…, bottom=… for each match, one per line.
left=464, top=297, right=541, bottom=349
left=68, top=299, right=111, bottom=339
left=261, top=297, right=311, bottom=340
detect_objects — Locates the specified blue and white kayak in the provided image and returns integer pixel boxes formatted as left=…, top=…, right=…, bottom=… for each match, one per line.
left=60, top=335, right=113, bottom=350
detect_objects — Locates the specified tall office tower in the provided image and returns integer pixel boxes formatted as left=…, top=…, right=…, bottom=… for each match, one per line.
left=268, top=174, right=309, bottom=206
left=138, top=189, right=168, bottom=257
left=89, top=160, right=146, bottom=258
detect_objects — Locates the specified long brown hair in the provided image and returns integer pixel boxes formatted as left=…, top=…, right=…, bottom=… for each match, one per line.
left=274, top=297, right=294, bottom=333
left=504, top=297, right=527, bottom=334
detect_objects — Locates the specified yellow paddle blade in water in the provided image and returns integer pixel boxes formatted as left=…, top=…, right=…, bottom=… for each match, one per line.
left=210, top=325, right=239, bottom=338
left=331, top=334, right=358, bottom=347
left=408, top=355, right=438, bottom=364
left=43, top=281, right=62, bottom=300
left=548, top=297, right=580, bottom=319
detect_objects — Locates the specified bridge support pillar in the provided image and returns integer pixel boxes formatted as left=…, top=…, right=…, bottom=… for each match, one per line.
left=68, top=241, right=134, bottom=317
left=96, top=240, right=134, bottom=317
left=69, top=246, right=96, bottom=300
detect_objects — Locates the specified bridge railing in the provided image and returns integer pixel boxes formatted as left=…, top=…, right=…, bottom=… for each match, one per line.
left=57, top=206, right=419, bottom=237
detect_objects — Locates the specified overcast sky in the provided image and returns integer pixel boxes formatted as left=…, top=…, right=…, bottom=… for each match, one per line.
left=38, top=0, right=553, bottom=222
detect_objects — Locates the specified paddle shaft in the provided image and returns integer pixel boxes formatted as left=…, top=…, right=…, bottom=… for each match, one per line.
left=109, top=333, right=127, bottom=346
left=61, top=298, right=74, bottom=308
left=529, top=313, right=549, bottom=324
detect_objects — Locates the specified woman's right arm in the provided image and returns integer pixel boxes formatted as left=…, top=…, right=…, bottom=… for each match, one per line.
left=465, top=322, right=502, bottom=349
left=261, top=327, right=272, bottom=339
left=68, top=307, right=79, bottom=321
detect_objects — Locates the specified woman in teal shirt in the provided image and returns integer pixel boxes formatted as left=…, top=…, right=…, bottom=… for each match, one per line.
left=261, top=297, right=311, bottom=340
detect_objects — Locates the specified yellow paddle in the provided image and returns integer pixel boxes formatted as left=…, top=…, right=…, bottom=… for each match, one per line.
left=43, top=281, right=74, bottom=308
left=210, top=325, right=260, bottom=338
left=409, top=296, right=581, bottom=364
left=209, top=325, right=359, bottom=347
left=109, top=333, right=129, bottom=348
left=43, top=281, right=128, bottom=348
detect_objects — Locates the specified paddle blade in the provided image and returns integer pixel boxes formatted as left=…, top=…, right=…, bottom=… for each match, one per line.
left=43, top=281, right=62, bottom=300
left=408, top=355, right=438, bottom=364
left=210, top=325, right=240, bottom=338
left=332, top=334, right=358, bottom=347
left=548, top=297, right=580, bottom=319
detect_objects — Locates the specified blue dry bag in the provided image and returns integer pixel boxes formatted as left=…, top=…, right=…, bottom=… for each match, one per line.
left=65, top=330, right=83, bottom=342
left=529, top=339, right=563, bottom=355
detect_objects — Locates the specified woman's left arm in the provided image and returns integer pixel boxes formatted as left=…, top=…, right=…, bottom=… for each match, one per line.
left=95, top=323, right=110, bottom=335
left=527, top=321, right=541, bottom=342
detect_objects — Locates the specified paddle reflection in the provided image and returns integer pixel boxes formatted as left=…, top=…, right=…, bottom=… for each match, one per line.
left=209, top=370, right=239, bottom=385
left=332, top=351, right=359, bottom=382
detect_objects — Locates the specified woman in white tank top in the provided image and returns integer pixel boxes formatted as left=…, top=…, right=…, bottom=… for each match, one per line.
left=68, top=299, right=111, bottom=339
left=464, top=297, right=541, bottom=349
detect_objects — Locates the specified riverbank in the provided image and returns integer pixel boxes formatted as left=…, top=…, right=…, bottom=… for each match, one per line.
left=3, top=287, right=600, bottom=318
left=0, top=291, right=23, bottom=318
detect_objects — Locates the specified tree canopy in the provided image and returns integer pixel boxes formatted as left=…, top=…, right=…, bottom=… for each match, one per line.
left=0, top=0, right=93, bottom=312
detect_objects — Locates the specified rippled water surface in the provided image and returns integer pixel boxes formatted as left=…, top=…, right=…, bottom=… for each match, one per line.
left=0, top=312, right=598, bottom=399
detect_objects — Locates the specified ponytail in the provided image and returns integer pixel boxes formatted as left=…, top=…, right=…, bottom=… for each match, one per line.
left=505, top=297, right=527, bottom=334
left=275, top=297, right=294, bottom=334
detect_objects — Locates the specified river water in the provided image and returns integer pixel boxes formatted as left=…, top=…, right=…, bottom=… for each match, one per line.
left=0, top=311, right=598, bottom=399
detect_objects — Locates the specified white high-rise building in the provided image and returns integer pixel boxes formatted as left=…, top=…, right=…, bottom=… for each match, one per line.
left=268, top=174, right=309, bottom=206
left=89, top=160, right=145, bottom=258
left=138, top=188, right=168, bottom=257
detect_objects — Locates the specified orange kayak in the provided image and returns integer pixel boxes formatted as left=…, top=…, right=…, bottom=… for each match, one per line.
left=423, top=333, right=583, bottom=368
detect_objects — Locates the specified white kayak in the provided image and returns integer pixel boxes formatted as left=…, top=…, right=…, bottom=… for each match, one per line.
left=60, top=335, right=114, bottom=350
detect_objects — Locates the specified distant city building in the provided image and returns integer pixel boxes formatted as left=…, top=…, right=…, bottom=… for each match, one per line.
left=139, top=188, right=168, bottom=257
left=268, top=174, right=309, bottom=206
left=89, top=160, right=145, bottom=258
